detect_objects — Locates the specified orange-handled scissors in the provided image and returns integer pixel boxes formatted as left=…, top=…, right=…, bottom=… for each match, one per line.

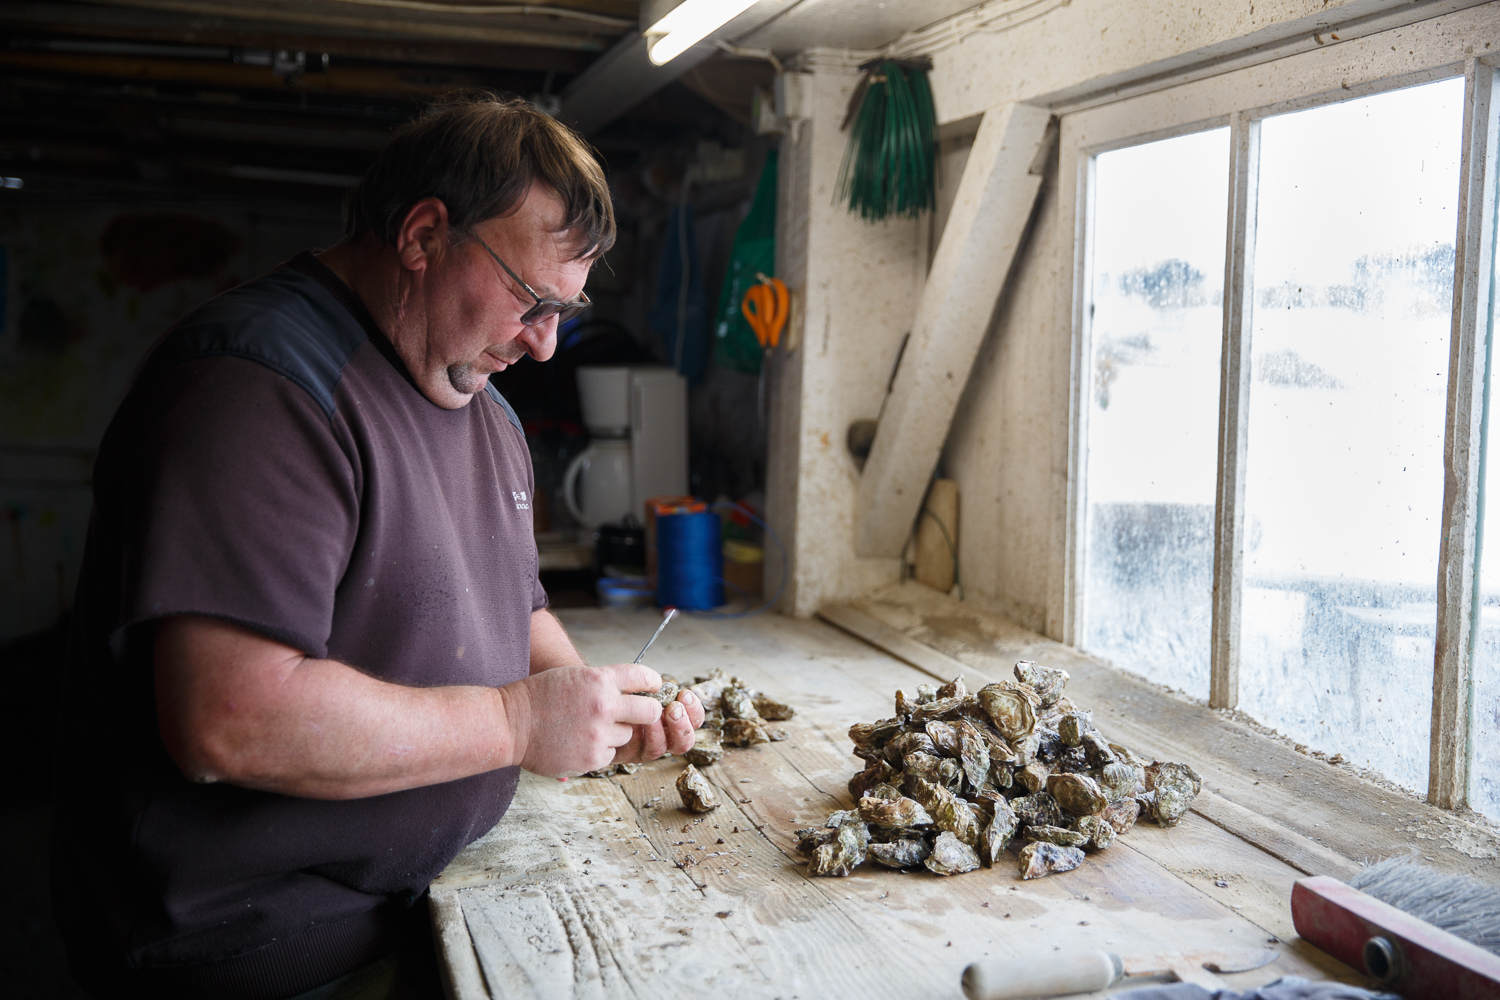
left=741, top=273, right=789, bottom=351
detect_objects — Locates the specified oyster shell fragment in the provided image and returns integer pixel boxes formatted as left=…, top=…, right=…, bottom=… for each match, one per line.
left=676, top=764, right=720, bottom=813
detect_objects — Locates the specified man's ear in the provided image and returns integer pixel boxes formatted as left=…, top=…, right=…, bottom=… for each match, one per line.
left=394, top=197, right=450, bottom=273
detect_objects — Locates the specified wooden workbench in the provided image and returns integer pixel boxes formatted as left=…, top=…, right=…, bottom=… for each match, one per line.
left=430, top=605, right=1366, bottom=999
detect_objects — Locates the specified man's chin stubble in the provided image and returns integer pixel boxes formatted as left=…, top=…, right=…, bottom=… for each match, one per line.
left=446, top=362, right=490, bottom=396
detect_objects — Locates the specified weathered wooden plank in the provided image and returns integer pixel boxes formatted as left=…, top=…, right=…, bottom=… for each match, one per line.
left=430, top=891, right=487, bottom=1000
left=1432, top=56, right=1500, bottom=810
left=1210, top=108, right=1260, bottom=712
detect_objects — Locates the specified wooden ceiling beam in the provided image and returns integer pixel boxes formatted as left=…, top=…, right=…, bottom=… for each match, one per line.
left=38, top=0, right=621, bottom=51
left=0, top=50, right=511, bottom=98
left=2, top=3, right=591, bottom=72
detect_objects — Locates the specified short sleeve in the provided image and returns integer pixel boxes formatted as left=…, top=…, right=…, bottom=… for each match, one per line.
left=103, top=356, right=359, bottom=658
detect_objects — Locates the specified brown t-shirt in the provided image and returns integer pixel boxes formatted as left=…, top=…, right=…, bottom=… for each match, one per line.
left=52, top=253, right=545, bottom=999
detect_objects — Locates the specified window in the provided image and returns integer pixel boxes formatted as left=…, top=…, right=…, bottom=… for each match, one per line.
left=1060, top=6, right=1500, bottom=814
left=1239, top=80, right=1463, bottom=792
left=1083, top=129, right=1229, bottom=696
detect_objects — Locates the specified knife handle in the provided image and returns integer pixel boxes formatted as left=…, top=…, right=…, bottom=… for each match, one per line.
left=961, top=950, right=1123, bottom=1000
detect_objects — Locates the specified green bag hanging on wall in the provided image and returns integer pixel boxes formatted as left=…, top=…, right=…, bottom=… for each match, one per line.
left=713, top=150, right=778, bottom=376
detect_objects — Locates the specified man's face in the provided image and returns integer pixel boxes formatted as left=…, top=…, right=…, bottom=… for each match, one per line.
left=405, top=184, right=591, bottom=408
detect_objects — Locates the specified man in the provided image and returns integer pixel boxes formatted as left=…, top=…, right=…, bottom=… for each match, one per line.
left=51, top=93, right=702, bottom=999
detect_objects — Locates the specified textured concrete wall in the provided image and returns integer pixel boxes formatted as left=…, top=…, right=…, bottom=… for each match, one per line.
left=766, top=55, right=921, bottom=617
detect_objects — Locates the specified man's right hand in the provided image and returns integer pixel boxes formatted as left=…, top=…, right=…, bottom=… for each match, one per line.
left=498, top=664, right=667, bottom=778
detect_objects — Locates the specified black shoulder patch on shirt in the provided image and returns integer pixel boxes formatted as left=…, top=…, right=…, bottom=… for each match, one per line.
left=485, top=382, right=525, bottom=434
left=146, top=267, right=369, bottom=417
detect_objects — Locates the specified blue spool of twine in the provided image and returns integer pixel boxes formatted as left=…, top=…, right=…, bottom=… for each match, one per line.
left=656, top=510, right=724, bottom=610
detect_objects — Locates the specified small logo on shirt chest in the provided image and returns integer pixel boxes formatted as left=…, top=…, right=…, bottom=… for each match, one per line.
left=512, top=490, right=531, bottom=511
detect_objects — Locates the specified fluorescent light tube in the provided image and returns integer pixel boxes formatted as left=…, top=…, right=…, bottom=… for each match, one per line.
left=646, top=0, right=759, bottom=66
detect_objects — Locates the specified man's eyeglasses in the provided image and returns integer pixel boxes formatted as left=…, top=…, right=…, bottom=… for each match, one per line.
left=471, top=232, right=591, bottom=327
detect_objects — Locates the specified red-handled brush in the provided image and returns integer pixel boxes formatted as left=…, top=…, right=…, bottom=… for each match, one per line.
left=1292, top=874, right=1500, bottom=998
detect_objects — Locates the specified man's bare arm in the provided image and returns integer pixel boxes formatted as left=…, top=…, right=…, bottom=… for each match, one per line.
left=530, top=608, right=586, bottom=673
left=154, top=615, right=665, bottom=798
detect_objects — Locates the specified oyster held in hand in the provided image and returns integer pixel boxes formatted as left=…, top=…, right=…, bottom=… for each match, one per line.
left=676, top=764, right=720, bottom=813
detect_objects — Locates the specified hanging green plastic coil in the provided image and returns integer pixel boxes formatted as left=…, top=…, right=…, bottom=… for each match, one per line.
left=713, top=149, right=778, bottom=376
left=837, top=57, right=937, bottom=222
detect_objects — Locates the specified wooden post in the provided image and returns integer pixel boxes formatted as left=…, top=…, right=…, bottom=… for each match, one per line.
left=1431, top=57, right=1499, bottom=810
left=1210, top=111, right=1261, bottom=711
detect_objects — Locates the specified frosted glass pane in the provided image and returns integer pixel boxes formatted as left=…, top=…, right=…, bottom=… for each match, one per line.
left=1239, top=79, right=1463, bottom=793
left=1083, top=128, right=1229, bottom=696
left=1471, top=163, right=1500, bottom=820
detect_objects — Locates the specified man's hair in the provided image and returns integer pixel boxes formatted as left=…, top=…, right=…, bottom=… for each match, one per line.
left=346, top=92, right=615, bottom=261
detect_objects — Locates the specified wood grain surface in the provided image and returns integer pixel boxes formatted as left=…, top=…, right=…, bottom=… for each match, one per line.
left=431, top=605, right=1371, bottom=999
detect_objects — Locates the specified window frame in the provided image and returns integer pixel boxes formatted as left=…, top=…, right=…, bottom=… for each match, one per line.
left=1055, top=3, right=1500, bottom=809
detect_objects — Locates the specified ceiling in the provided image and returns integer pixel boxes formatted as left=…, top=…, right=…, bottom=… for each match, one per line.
left=0, top=0, right=983, bottom=201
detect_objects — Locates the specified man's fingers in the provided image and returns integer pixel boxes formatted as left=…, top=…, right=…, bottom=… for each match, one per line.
left=616, top=692, right=665, bottom=727
left=637, top=721, right=668, bottom=761
left=603, top=662, right=661, bottom=694
left=676, top=689, right=705, bottom=729
left=663, top=700, right=696, bottom=755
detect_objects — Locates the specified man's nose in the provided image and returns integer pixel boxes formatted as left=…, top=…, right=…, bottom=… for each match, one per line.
left=519, top=319, right=557, bottom=362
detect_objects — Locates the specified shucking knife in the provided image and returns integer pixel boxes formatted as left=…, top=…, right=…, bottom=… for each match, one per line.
left=633, top=607, right=677, bottom=664
left=961, top=945, right=1279, bottom=999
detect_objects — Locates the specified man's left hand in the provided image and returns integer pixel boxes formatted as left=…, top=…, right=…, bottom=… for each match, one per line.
left=614, top=688, right=704, bottom=763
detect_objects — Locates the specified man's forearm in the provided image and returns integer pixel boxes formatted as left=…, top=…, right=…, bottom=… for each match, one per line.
left=530, top=608, right=586, bottom=673
left=155, top=615, right=521, bottom=800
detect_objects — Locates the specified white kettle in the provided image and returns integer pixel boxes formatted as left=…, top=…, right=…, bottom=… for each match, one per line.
left=562, top=437, right=633, bottom=529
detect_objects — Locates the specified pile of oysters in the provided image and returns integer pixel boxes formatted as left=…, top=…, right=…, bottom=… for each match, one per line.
left=796, top=660, right=1201, bottom=880
left=587, top=669, right=797, bottom=784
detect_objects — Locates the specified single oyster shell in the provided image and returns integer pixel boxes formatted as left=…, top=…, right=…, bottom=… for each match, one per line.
left=915, top=683, right=938, bottom=703
left=849, top=758, right=895, bottom=801
left=810, top=821, right=868, bottom=877
left=937, top=676, right=969, bottom=700
left=1016, top=761, right=1052, bottom=794
left=722, top=686, right=762, bottom=721
left=1098, top=763, right=1143, bottom=802
left=978, top=683, right=1039, bottom=741
left=1145, top=761, right=1200, bottom=827
left=924, top=830, right=981, bottom=876
left=1057, top=711, right=1092, bottom=747
left=1010, top=791, right=1063, bottom=829
left=1023, top=825, right=1090, bottom=848
left=1018, top=841, right=1085, bottom=879
left=888, top=731, right=939, bottom=763
left=795, top=826, right=835, bottom=857
left=687, top=670, right=735, bottom=707
left=617, top=762, right=642, bottom=774
left=676, top=764, right=720, bottom=813
left=869, top=836, right=932, bottom=869
left=628, top=675, right=682, bottom=708
left=1109, top=742, right=1148, bottom=768
left=683, top=728, right=724, bottom=767
left=858, top=794, right=933, bottom=828
left=766, top=727, right=790, bottom=742
left=1075, top=814, right=1117, bottom=851
left=955, top=721, right=992, bottom=790
left=1081, top=731, right=1118, bottom=768
left=1014, top=660, right=1070, bottom=707
left=925, top=720, right=962, bottom=757
left=1102, top=798, right=1141, bottom=834
left=1047, top=773, right=1108, bottom=817
left=721, top=718, right=771, bottom=747
left=895, top=689, right=916, bottom=718
left=849, top=717, right=904, bottom=752
left=867, top=781, right=903, bottom=801
left=910, top=695, right=970, bottom=723
left=753, top=696, right=795, bottom=721
left=978, top=798, right=1019, bottom=867
left=931, top=791, right=981, bottom=847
